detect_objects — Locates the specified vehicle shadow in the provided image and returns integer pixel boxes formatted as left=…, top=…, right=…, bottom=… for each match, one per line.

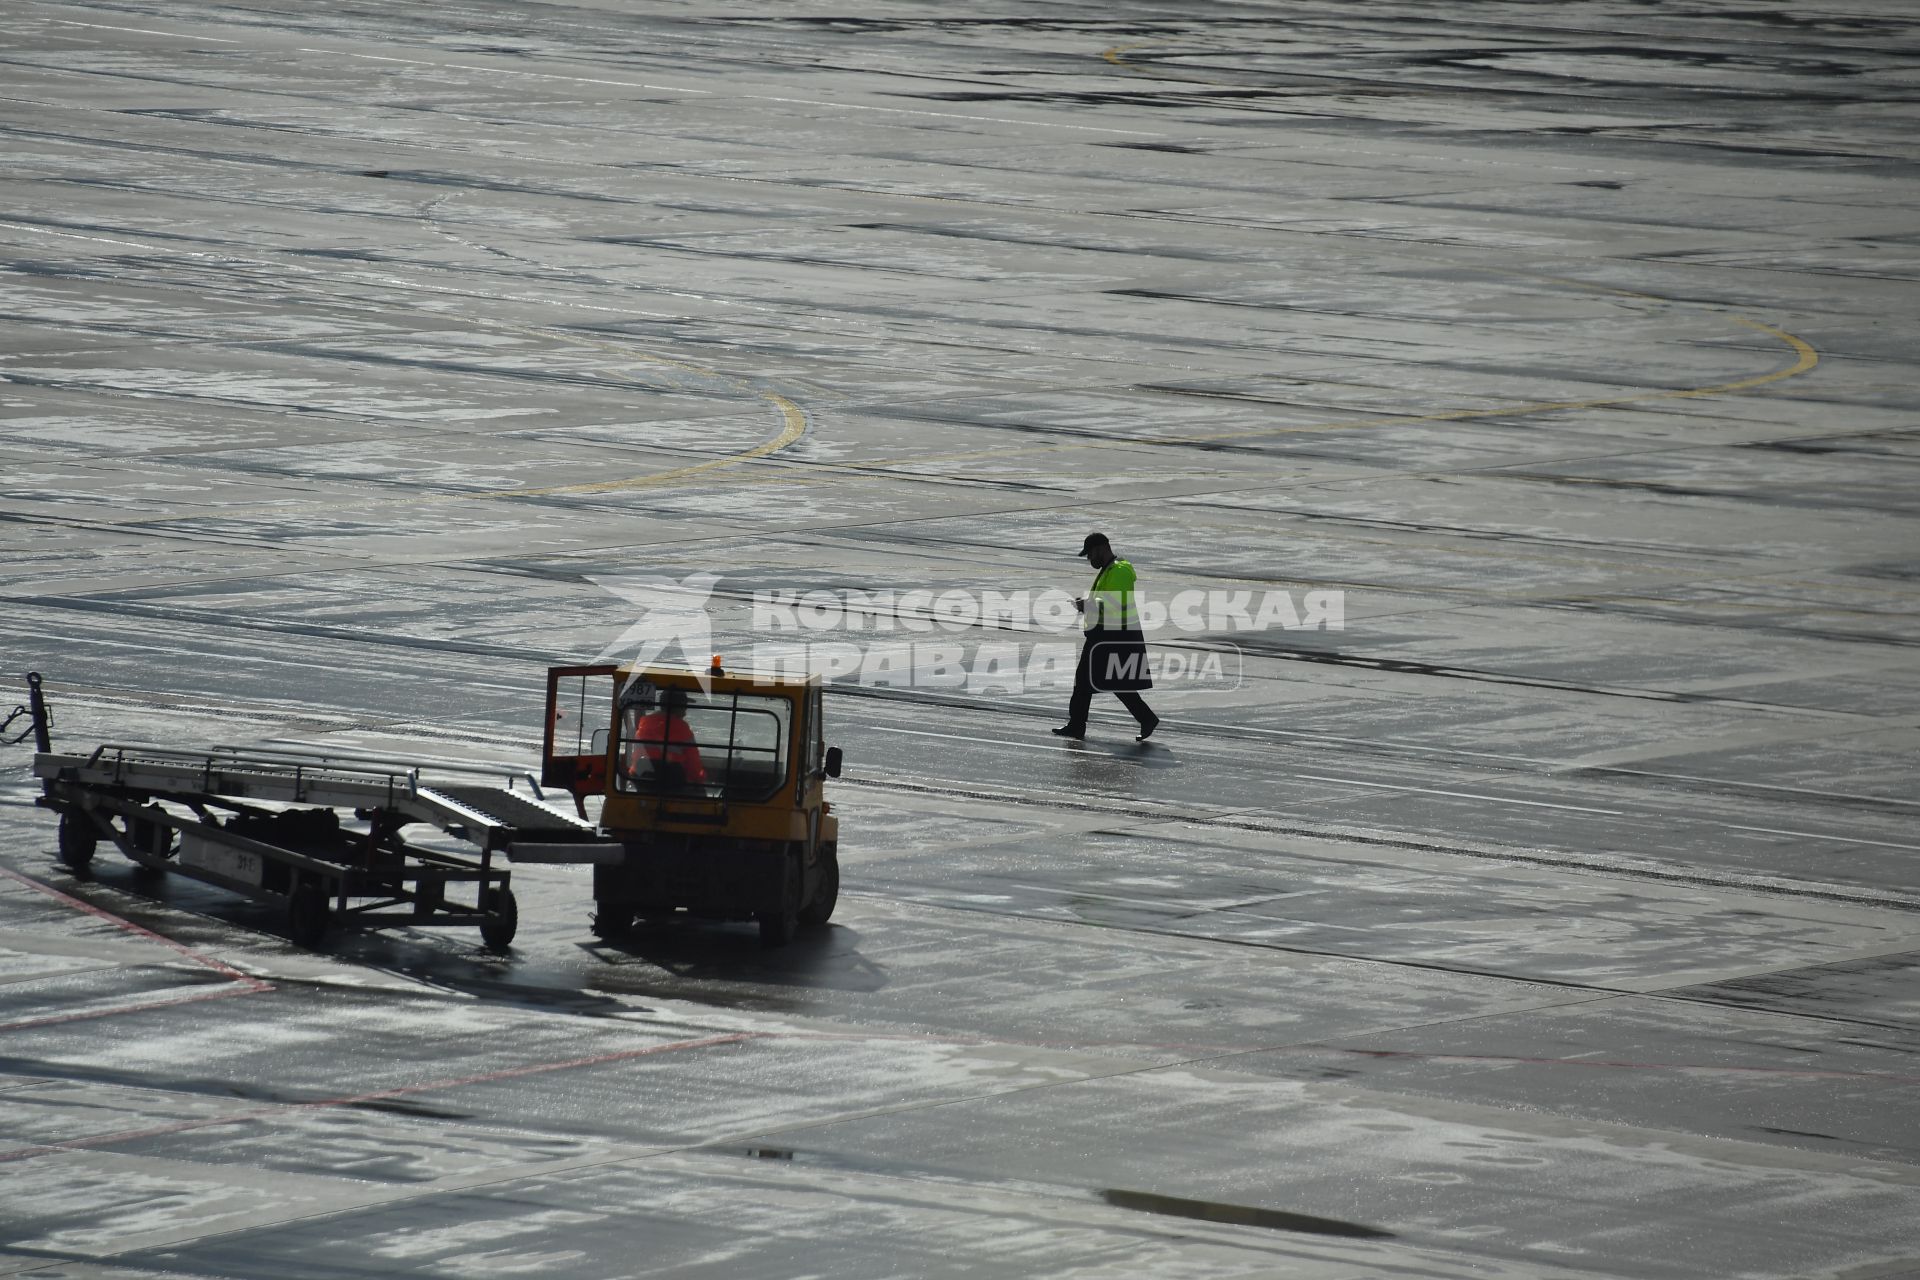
left=581, top=920, right=889, bottom=996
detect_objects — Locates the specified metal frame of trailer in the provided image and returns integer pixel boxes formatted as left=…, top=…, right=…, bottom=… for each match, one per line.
left=11, top=675, right=622, bottom=950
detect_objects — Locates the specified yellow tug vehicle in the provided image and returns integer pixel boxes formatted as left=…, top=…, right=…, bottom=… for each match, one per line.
left=542, top=659, right=843, bottom=946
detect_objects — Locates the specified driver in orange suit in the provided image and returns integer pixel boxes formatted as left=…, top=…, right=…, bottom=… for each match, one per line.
left=632, top=687, right=708, bottom=785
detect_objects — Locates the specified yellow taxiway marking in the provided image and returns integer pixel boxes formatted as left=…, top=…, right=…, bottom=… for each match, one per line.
left=0, top=182, right=1820, bottom=525
left=74, top=370, right=806, bottom=527
left=0, top=220, right=814, bottom=523
left=457, top=312, right=811, bottom=500
left=504, top=393, right=807, bottom=498
left=843, top=313, right=1819, bottom=477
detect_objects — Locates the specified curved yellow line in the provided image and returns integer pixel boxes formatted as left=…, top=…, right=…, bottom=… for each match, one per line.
left=1098, top=40, right=1242, bottom=89
left=1687, top=316, right=1819, bottom=395
left=472, top=319, right=810, bottom=498
left=94, top=347, right=808, bottom=526
left=854, top=308, right=1819, bottom=473
left=505, top=392, right=807, bottom=497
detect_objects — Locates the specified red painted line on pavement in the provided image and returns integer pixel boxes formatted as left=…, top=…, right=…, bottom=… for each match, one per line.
left=0, top=867, right=273, bottom=1035
left=0, top=866, right=270, bottom=988
left=0, top=1031, right=755, bottom=1165
left=303, top=1032, right=760, bottom=1109
left=0, top=984, right=264, bottom=1036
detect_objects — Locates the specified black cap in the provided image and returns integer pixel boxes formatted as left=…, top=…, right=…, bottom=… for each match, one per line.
left=1077, top=532, right=1110, bottom=558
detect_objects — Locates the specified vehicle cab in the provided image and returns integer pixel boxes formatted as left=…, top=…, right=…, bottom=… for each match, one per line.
left=542, top=662, right=842, bottom=945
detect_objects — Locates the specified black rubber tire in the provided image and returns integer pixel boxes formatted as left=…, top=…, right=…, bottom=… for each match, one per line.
left=57, top=812, right=98, bottom=870
left=286, top=882, right=330, bottom=949
left=757, top=856, right=800, bottom=947
left=480, top=887, right=518, bottom=951
left=590, top=905, right=633, bottom=939
left=798, top=844, right=838, bottom=928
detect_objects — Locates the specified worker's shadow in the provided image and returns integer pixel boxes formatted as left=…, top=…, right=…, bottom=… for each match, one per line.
left=1060, top=738, right=1183, bottom=768
left=583, top=922, right=888, bottom=995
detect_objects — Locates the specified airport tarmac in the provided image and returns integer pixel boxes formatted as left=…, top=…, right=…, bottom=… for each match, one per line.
left=3, top=2, right=1919, bottom=1276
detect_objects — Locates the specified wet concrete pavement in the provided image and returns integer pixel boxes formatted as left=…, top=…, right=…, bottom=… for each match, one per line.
left=4, top=2, right=1920, bottom=1277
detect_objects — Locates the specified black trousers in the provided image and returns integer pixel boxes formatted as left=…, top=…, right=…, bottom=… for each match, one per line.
left=1065, top=637, right=1154, bottom=730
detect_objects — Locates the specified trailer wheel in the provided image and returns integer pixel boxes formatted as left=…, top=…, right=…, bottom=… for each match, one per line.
left=480, top=887, right=518, bottom=951
left=287, top=882, right=330, bottom=949
left=757, top=856, right=800, bottom=947
left=57, top=812, right=98, bottom=870
left=799, top=844, right=838, bottom=928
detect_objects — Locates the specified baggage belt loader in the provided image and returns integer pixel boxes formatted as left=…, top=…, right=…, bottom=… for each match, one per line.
left=542, top=660, right=843, bottom=947
left=12, top=672, right=622, bottom=950
left=9, top=660, right=845, bottom=950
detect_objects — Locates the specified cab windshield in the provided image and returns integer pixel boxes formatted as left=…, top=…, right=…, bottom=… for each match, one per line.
left=615, top=682, right=791, bottom=801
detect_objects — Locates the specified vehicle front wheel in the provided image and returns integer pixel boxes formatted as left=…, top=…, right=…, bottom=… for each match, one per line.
left=799, top=844, right=838, bottom=928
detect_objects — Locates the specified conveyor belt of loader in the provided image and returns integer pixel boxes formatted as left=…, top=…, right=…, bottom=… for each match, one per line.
left=30, top=743, right=626, bottom=949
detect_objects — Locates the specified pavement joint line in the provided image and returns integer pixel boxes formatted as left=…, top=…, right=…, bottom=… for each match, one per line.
left=567, top=515, right=1909, bottom=632
left=0, top=1077, right=1369, bottom=1267
left=861, top=726, right=1920, bottom=841
left=302, top=46, right=1170, bottom=136
left=628, top=467, right=1920, bottom=621
left=841, top=308, right=1817, bottom=475
left=5, top=668, right=1910, bottom=844
left=1621, top=935, right=1920, bottom=1001
left=3, top=926, right=1915, bottom=1182
left=9, top=959, right=1917, bottom=1175
left=672, top=1012, right=1920, bottom=1173
left=1584, top=767, right=1920, bottom=812
left=835, top=777, right=1920, bottom=913
left=998, top=880, right=1372, bottom=931
left=44, top=17, right=240, bottom=43
left=1284, top=770, right=1629, bottom=817
left=1100, top=39, right=1454, bottom=99
left=0, top=223, right=816, bottom=516
left=934, top=878, right=1920, bottom=1002
left=0, top=1030, right=758, bottom=1166
left=0, top=218, right=1820, bottom=530
left=0, top=970, right=260, bottom=1041
left=1106, top=500, right=1920, bottom=607
left=10, top=383, right=1864, bottom=619
left=1279, top=1042, right=1920, bottom=1086
left=0, top=960, right=130, bottom=989
left=862, top=889, right=1920, bottom=1046
left=869, top=890, right=1651, bottom=995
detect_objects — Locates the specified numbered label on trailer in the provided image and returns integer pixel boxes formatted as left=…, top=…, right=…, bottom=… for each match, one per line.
left=181, top=835, right=264, bottom=886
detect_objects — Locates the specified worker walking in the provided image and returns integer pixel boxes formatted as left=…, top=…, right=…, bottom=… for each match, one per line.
left=1054, top=532, right=1160, bottom=741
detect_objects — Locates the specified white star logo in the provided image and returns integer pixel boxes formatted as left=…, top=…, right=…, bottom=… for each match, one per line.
left=588, top=572, right=722, bottom=692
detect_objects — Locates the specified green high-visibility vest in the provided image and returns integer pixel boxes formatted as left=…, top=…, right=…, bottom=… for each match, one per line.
left=1086, top=559, right=1140, bottom=630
